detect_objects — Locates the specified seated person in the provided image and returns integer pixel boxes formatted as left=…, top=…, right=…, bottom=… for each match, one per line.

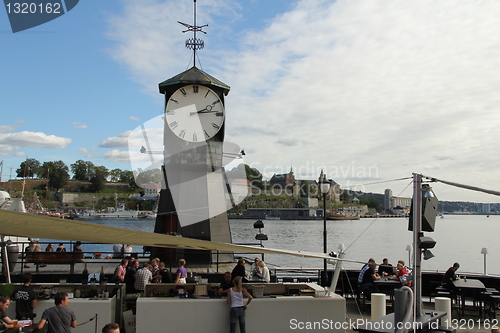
left=359, top=260, right=380, bottom=300
left=378, top=258, right=394, bottom=276
left=218, top=272, right=234, bottom=295
left=389, top=260, right=411, bottom=286
left=441, top=262, right=460, bottom=289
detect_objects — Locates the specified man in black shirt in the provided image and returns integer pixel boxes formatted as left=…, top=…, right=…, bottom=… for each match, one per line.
left=14, top=273, right=38, bottom=320
left=218, top=272, right=234, bottom=295
left=158, top=262, right=173, bottom=283
left=231, top=259, right=248, bottom=282
left=442, top=262, right=460, bottom=288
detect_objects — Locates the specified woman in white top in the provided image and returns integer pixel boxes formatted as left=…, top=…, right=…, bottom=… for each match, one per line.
left=227, top=276, right=252, bottom=333
left=258, top=261, right=270, bottom=283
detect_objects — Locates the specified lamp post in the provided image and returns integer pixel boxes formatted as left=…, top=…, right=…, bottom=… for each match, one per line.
left=406, top=244, right=412, bottom=267
left=481, top=247, right=488, bottom=275
left=319, top=171, right=330, bottom=286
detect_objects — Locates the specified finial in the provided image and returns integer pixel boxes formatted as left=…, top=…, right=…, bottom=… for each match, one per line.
left=178, top=0, right=208, bottom=67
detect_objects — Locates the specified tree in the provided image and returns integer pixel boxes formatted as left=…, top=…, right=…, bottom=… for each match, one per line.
left=39, top=161, right=70, bottom=191
left=109, top=168, right=122, bottom=182
left=120, top=170, right=138, bottom=189
left=244, top=165, right=263, bottom=189
left=70, top=160, right=94, bottom=181
left=16, top=158, right=41, bottom=178
left=89, top=165, right=109, bottom=193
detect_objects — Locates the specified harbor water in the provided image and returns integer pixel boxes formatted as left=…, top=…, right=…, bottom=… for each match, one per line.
left=40, top=214, right=499, bottom=275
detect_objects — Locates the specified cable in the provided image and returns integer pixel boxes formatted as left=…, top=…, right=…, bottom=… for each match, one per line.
left=422, top=174, right=500, bottom=197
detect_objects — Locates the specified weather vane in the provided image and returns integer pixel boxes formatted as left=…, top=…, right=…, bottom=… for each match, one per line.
left=178, top=0, right=207, bottom=67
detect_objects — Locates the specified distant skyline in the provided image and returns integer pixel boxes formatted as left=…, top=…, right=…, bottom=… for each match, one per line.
left=1, top=0, right=500, bottom=203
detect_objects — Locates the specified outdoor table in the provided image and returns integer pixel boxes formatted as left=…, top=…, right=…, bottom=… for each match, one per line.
left=453, top=278, right=485, bottom=317
left=374, top=276, right=402, bottom=302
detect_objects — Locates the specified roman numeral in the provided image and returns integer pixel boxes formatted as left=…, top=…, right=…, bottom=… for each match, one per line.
left=193, top=85, right=199, bottom=94
left=170, top=98, right=179, bottom=104
left=193, top=133, right=198, bottom=141
left=179, top=129, right=186, bottom=138
left=180, top=88, right=187, bottom=96
left=211, top=123, right=220, bottom=129
left=204, top=130, right=210, bottom=138
left=169, top=121, right=178, bottom=129
left=166, top=110, right=175, bottom=115
left=215, top=112, right=224, bottom=117
left=204, top=90, right=210, bottom=98
left=211, top=100, right=220, bottom=106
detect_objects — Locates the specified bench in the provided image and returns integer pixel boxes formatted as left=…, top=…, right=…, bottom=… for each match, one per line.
left=26, top=251, right=85, bottom=273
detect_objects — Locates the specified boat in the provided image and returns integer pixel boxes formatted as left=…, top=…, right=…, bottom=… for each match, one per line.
left=264, top=215, right=280, bottom=220
left=0, top=190, right=27, bottom=213
left=91, top=204, right=139, bottom=219
left=327, top=212, right=360, bottom=220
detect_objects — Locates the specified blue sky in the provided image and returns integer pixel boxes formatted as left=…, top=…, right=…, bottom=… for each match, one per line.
left=1, top=0, right=500, bottom=203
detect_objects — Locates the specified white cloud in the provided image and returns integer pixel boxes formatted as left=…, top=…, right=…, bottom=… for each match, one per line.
left=99, top=131, right=133, bottom=148
left=106, top=0, right=500, bottom=201
left=0, top=131, right=71, bottom=148
left=15, top=120, right=25, bottom=124
left=72, top=122, right=88, bottom=129
left=0, top=125, right=15, bottom=133
left=0, top=144, right=18, bottom=157
left=129, top=116, right=140, bottom=121
left=102, top=149, right=132, bottom=163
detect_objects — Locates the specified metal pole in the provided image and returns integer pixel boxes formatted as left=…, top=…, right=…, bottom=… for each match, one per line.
left=484, top=253, right=487, bottom=276
left=323, top=192, right=327, bottom=286
left=1, top=236, right=11, bottom=283
left=412, top=173, right=423, bottom=318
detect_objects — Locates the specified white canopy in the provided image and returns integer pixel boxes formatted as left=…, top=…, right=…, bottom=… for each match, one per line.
left=0, top=210, right=365, bottom=263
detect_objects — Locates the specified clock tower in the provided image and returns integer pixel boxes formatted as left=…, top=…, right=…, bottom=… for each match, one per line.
left=152, top=1, right=233, bottom=264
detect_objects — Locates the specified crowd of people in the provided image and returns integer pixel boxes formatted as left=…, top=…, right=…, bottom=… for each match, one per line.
left=0, top=273, right=120, bottom=333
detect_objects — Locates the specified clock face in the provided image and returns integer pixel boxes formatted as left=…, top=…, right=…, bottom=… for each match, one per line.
left=165, top=85, right=225, bottom=142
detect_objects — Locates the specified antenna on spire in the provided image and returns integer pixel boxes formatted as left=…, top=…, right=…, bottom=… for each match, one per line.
left=178, top=0, right=207, bottom=67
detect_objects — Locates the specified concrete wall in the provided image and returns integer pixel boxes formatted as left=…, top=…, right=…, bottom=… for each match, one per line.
left=137, top=295, right=346, bottom=332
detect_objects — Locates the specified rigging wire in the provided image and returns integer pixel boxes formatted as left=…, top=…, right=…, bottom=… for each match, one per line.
left=422, top=174, right=500, bottom=197
left=342, top=176, right=412, bottom=191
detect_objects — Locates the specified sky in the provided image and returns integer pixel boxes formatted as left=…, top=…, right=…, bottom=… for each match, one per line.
left=1, top=0, right=500, bottom=204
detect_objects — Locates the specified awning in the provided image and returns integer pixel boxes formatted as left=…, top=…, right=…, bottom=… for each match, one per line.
left=0, top=210, right=365, bottom=263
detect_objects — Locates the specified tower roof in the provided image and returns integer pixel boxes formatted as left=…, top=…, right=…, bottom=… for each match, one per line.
left=159, top=66, right=230, bottom=96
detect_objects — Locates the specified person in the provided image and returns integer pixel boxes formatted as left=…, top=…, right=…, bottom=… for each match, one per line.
left=258, top=261, right=270, bottom=283
left=134, top=262, right=152, bottom=294
left=102, top=323, right=120, bottom=333
left=56, top=243, right=66, bottom=252
left=14, top=272, right=38, bottom=320
left=250, top=257, right=261, bottom=281
left=112, top=258, right=128, bottom=283
left=378, top=258, right=393, bottom=276
left=231, top=258, right=249, bottom=282
left=150, top=258, right=160, bottom=283
left=0, top=296, right=25, bottom=329
left=123, top=245, right=133, bottom=255
left=357, top=258, right=376, bottom=284
left=31, top=292, right=76, bottom=333
left=359, top=259, right=380, bottom=300
left=125, top=260, right=140, bottom=294
left=175, top=259, right=187, bottom=283
left=227, top=276, right=252, bottom=333
left=126, top=256, right=136, bottom=268
left=218, top=271, right=234, bottom=295
left=113, top=244, right=123, bottom=258
left=45, top=243, right=54, bottom=252
left=158, top=262, right=173, bottom=283
left=389, top=260, right=411, bottom=286
left=74, top=241, right=83, bottom=252
left=29, top=240, right=42, bottom=253
left=442, top=262, right=460, bottom=288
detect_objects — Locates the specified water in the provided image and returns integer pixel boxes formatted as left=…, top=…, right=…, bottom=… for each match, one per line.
left=41, top=215, right=500, bottom=275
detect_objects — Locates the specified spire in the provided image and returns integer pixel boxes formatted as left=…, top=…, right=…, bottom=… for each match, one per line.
left=178, top=0, right=207, bottom=67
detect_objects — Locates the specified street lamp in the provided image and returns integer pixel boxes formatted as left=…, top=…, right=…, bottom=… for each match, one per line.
left=481, top=247, right=488, bottom=275
left=318, top=171, right=330, bottom=286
